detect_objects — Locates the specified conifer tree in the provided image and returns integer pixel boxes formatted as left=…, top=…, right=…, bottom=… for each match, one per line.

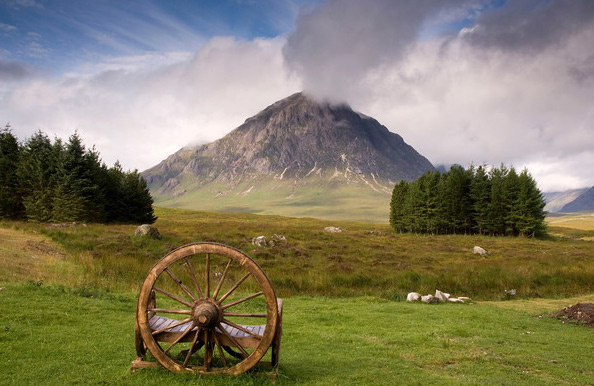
left=389, top=180, right=408, bottom=233
left=17, top=131, right=57, bottom=221
left=470, top=165, right=491, bottom=234
left=0, top=124, right=24, bottom=219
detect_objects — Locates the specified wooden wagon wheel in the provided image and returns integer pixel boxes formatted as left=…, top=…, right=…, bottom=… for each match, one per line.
left=136, top=243, right=278, bottom=375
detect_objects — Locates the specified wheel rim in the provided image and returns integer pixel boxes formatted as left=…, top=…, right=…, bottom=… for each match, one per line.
left=137, top=243, right=278, bottom=375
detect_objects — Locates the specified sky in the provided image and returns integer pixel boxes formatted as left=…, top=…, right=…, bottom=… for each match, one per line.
left=1, top=0, right=593, bottom=192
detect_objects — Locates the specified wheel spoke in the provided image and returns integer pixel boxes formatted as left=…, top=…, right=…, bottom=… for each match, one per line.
left=222, top=319, right=263, bottom=338
left=217, top=323, right=249, bottom=358
left=212, top=332, right=228, bottom=368
left=218, top=273, right=250, bottom=303
left=183, top=327, right=202, bottom=367
left=204, top=328, right=212, bottom=370
left=151, top=317, right=192, bottom=335
left=221, top=291, right=263, bottom=310
left=184, top=258, right=203, bottom=298
left=149, top=308, right=191, bottom=315
left=205, top=253, right=211, bottom=298
left=153, top=286, right=193, bottom=308
left=212, top=259, right=233, bottom=300
left=164, top=323, right=195, bottom=354
left=165, top=268, right=196, bottom=301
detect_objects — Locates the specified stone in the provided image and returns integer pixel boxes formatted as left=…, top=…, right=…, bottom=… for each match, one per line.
left=324, top=226, right=343, bottom=233
left=448, top=298, right=465, bottom=303
left=407, top=292, right=422, bottom=302
left=252, top=236, right=267, bottom=247
left=134, top=224, right=161, bottom=240
left=472, top=246, right=489, bottom=256
left=269, top=234, right=287, bottom=247
left=435, top=290, right=450, bottom=302
left=421, top=295, right=440, bottom=304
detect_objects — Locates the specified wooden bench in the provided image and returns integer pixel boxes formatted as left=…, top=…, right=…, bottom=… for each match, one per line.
left=132, top=243, right=282, bottom=375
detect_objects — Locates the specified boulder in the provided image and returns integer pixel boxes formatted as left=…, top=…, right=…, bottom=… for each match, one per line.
left=134, top=224, right=161, bottom=240
left=435, top=290, right=450, bottom=302
left=472, top=246, right=489, bottom=256
left=421, top=295, right=440, bottom=304
left=324, top=226, right=343, bottom=233
left=252, top=236, right=267, bottom=247
left=407, top=292, right=422, bottom=302
left=269, top=234, right=287, bottom=247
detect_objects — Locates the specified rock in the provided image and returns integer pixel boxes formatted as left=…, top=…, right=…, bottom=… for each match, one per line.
left=324, top=226, right=343, bottom=233
left=448, top=298, right=465, bottom=303
left=269, top=234, right=287, bottom=247
left=457, top=297, right=472, bottom=302
left=421, top=295, right=440, bottom=304
left=407, top=292, right=422, bottom=302
left=504, top=289, right=516, bottom=296
left=472, top=246, right=489, bottom=256
left=134, top=224, right=161, bottom=240
left=252, top=236, right=267, bottom=247
left=435, top=290, right=450, bottom=302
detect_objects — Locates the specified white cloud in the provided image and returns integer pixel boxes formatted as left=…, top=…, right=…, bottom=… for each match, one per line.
left=1, top=36, right=300, bottom=172
left=282, top=0, right=594, bottom=191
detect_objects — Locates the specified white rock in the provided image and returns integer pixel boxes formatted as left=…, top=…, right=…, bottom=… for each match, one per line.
left=324, top=226, right=343, bottom=233
left=407, top=292, right=422, bottom=302
left=448, top=298, right=465, bottom=303
left=472, top=246, right=488, bottom=256
left=421, top=295, right=440, bottom=304
left=457, top=297, right=472, bottom=302
left=435, top=290, right=450, bottom=302
left=252, top=236, right=267, bottom=247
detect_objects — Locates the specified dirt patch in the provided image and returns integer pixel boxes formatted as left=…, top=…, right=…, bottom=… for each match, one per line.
left=550, top=303, right=594, bottom=328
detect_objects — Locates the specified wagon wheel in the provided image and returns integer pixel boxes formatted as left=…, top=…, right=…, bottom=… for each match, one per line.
left=136, top=243, right=278, bottom=375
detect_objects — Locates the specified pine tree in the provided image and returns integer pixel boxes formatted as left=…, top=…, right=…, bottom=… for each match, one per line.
left=514, top=169, right=547, bottom=237
left=18, top=131, right=58, bottom=221
left=120, top=170, right=157, bottom=224
left=470, top=165, right=491, bottom=234
left=389, top=180, right=409, bottom=233
left=0, top=124, right=24, bottom=219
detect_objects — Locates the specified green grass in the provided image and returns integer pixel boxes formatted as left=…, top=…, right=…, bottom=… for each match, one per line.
left=1, top=283, right=593, bottom=386
left=2, top=207, right=594, bottom=300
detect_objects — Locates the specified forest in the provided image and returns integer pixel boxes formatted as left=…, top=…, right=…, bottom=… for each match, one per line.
left=390, top=164, right=547, bottom=237
left=0, top=124, right=156, bottom=224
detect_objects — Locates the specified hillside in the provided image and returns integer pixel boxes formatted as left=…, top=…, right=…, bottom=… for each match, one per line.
left=543, top=188, right=587, bottom=212
left=560, top=185, right=594, bottom=212
left=142, top=92, right=434, bottom=222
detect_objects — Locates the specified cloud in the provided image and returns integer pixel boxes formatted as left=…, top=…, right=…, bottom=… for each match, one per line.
left=283, top=0, right=594, bottom=190
left=1, top=37, right=300, bottom=172
left=0, top=59, right=33, bottom=81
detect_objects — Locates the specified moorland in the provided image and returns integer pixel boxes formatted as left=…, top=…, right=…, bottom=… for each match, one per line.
left=1, top=207, right=593, bottom=385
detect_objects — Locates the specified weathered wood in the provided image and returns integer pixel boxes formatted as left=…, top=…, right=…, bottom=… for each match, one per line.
left=134, top=242, right=281, bottom=375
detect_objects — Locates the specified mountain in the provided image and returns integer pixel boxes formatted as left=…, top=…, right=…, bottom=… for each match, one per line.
left=543, top=188, right=588, bottom=213
left=560, top=186, right=594, bottom=212
left=142, top=92, right=434, bottom=222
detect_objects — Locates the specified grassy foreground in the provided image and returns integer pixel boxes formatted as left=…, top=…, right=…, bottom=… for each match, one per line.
left=1, top=208, right=593, bottom=385
left=1, top=283, right=593, bottom=386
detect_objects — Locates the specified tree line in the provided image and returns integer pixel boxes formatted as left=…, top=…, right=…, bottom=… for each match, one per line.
left=0, top=124, right=156, bottom=224
left=390, top=164, right=547, bottom=237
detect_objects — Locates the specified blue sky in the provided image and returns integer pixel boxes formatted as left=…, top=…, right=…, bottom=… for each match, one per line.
left=1, top=0, right=594, bottom=192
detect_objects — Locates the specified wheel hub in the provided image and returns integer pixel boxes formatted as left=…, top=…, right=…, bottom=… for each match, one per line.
left=192, top=301, right=220, bottom=327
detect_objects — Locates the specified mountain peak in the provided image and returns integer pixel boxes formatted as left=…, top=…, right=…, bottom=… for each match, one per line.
left=142, top=92, right=434, bottom=221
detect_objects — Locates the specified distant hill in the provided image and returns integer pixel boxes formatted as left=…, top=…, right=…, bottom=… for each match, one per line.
left=543, top=188, right=588, bottom=213
left=142, top=92, right=434, bottom=222
left=560, top=186, right=594, bottom=212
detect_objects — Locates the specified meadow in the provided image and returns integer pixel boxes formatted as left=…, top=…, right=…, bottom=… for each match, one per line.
left=1, top=208, right=593, bottom=385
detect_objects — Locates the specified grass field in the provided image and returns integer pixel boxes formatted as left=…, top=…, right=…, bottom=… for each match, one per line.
left=0, top=208, right=593, bottom=385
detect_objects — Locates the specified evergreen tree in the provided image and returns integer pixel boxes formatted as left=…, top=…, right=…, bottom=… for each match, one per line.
left=487, top=165, right=508, bottom=235
left=0, top=124, right=24, bottom=219
left=389, top=180, right=409, bottom=233
left=514, top=169, right=547, bottom=237
left=18, top=131, right=58, bottom=221
left=469, top=165, right=491, bottom=234
left=120, top=170, right=157, bottom=224
left=52, top=133, right=100, bottom=222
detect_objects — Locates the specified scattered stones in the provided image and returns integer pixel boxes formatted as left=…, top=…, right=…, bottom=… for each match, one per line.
left=134, top=224, right=161, bottom=240
left=407, top=289, right=472, bottom=304
left=550, top=303, right=594, bottom=328
left=324, top=226, right=343, bottom=233
left=472, top=246, right=489, bottom=256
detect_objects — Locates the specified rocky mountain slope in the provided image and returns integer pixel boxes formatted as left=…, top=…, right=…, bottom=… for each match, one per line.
left=142, top=92, right=434, bottom=221
left=560, top=186, right=594, bottom=212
